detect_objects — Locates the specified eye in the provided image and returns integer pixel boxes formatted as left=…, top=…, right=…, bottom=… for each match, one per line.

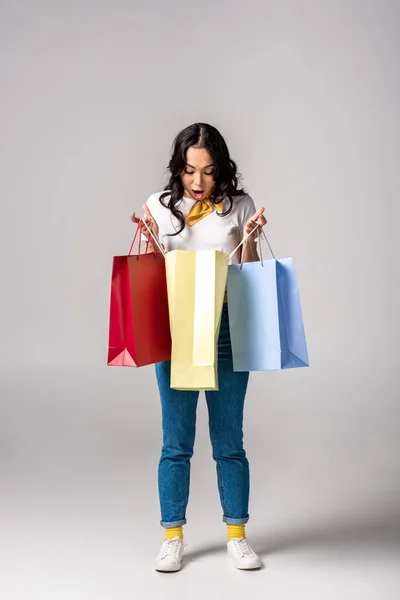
left=184, top=169, right=195, bottom=175
left=204, top=170, right=215, bottom=176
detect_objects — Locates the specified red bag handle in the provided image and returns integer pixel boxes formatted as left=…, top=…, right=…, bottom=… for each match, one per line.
left=128, top=220, right=156, bottom=259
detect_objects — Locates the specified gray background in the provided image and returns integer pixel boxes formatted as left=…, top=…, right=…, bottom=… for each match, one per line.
left=1, top=0, right=399, bottom=598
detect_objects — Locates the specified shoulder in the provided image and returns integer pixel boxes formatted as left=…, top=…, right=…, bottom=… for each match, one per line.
left=231, top=193, right=256, bottom=216
left=145, top=190, right=170, bottom=206
left=232, top=192, right=255, bottom=207
left=145, top=190, right=172, bottom=215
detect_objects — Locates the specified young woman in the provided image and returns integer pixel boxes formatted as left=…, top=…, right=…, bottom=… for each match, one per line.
left=130, top=123, right=267, bottom=572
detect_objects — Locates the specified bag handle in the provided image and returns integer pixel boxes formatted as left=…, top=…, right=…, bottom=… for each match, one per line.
left=140, top=220, right=166, bottom=257
left=229, top=224, right=276, bottom=263
left=128, top=220, right=166, bottom=259
left=128, top=221, right=153, bottom=259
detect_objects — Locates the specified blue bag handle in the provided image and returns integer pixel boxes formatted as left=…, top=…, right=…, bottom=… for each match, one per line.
left=229, top=225, right=276, bottom=267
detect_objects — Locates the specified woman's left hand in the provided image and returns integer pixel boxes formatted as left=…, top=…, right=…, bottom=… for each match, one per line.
left=244, top=207, right=267, bottom=241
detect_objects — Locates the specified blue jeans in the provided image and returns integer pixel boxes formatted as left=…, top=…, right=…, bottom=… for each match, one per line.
left=155, top=304, right=250, bottom=528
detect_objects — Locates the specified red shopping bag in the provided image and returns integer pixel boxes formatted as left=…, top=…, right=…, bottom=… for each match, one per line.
left=107, top=223, right=171, bottom=367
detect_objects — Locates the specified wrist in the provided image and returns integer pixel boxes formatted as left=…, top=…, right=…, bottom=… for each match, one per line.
left=145, top=242, right=165, bottom=254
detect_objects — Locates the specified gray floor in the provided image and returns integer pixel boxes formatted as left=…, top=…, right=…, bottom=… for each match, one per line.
left=1, top=367, right=399, bottom=600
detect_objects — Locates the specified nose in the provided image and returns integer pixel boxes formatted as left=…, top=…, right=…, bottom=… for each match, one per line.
left=193, top=172, right=203, bottom=187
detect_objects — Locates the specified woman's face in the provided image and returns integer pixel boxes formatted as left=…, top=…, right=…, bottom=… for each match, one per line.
left=181, top=146, right=216, bottom=202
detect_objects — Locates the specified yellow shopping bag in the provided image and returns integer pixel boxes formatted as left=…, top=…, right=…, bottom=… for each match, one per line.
left=165, top=250, right=229, bottom=390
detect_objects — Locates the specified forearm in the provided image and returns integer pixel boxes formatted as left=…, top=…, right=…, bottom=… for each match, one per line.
left=241, top=240, right=259, bottom=263
left=145, top=241, right=165, bottom=254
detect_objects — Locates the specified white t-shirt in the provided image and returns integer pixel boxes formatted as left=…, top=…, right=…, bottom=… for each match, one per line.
left=145, top=191, right=256, bottom=265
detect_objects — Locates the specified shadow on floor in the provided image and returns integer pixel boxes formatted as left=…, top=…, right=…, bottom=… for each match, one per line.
left=184, top=511, right=400, bottom=562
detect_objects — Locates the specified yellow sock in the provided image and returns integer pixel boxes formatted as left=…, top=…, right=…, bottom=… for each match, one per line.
left=227, top=524, right=246, bottom=541
left=165, top=526, right=183, bottom=540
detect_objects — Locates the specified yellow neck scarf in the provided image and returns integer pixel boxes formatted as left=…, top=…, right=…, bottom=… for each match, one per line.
left=184, top=188, right=224, bottom=227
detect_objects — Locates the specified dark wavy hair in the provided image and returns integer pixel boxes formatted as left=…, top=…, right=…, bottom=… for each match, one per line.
left=159, top=123, right=246, bottom=236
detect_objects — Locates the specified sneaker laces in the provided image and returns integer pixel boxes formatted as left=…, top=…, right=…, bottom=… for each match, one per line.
left=160, top=537, right=186, bottom=560
left=232, top=538, right=257, bottom=557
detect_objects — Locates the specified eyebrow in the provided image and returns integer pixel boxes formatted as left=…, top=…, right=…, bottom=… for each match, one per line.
left=186, top=163, right=215, bottom=169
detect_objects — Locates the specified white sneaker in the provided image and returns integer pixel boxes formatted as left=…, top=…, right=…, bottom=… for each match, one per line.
left=227, top=537, right=261, bottom=569
left=155, top=536, right=186, bottom=572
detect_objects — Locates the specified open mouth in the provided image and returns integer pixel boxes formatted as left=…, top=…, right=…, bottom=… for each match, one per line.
left=191, top=189, right=205, bottom=199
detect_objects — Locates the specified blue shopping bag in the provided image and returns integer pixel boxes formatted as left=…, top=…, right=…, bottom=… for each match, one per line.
left=227, top=230, right=309, bottom=371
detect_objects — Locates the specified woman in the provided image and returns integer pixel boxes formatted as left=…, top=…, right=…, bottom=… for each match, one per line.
left=130, top=123, right=267, bottom=572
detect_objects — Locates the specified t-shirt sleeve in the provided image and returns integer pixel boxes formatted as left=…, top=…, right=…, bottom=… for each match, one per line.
left=145, top=193, right=156, bottom=210
left=239, top=194, right=257, bottom=237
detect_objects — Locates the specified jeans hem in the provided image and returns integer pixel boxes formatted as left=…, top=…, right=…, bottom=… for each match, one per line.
left=160, top=518, right=187, bottom=528
left=223, top=515, right=249, bottom=525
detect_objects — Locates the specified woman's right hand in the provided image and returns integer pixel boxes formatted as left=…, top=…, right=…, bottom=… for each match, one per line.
left=130, top=204, right=159, bottom=240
